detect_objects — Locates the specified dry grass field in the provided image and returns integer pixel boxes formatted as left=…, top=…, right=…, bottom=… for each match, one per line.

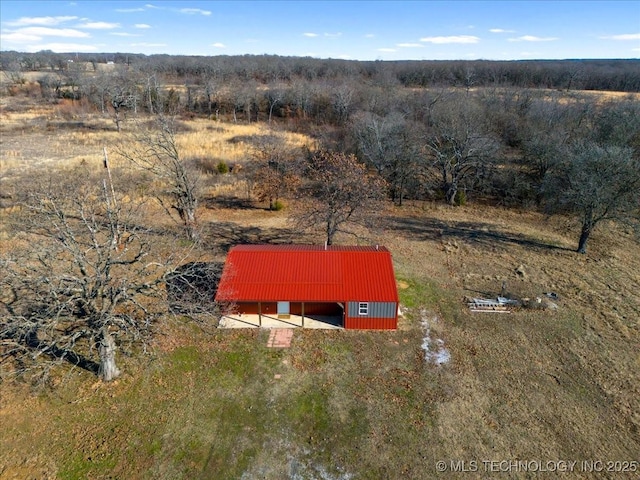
left=1, top=94, right=639, bottom=479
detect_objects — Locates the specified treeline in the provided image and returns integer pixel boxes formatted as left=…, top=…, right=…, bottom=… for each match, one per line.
left=3, top=50, right=640, bottom=92
left=4, top=52, right=640, bottom=130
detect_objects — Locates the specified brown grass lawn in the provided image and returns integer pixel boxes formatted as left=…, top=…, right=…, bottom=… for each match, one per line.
left=1, top=97, right=639, bottom=479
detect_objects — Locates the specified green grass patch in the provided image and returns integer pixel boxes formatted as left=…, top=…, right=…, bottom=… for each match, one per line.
left=398, top=275, right=460, bottom=323
left=59, top=454, right=117, bottom=480
left=169, top=346, right=201, bottom=372
left=287, top=387, right=331, bottom=440
left=398, top=276, right=436, bottom=308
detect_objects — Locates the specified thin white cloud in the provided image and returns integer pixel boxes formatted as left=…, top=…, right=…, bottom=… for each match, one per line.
left=135, top=24, right=151, bottom=29
left=145, top=4, right=161, bottom=9
left=78, top=22, right=120, bottom=30
left=303, top=32, right=319, bottom=37
left=508, top=35, right=558, bottom=42
left=0, top=32, right=41, bottom=42
left=490, top=28, right=515, bottom=34
left=324, top=32, right=342, bottom=38
left=364, top=34, right=375, bottom=38
left=211, top=42, right=225, bottom=48
left=115, top=8, right=145, bottom=13
left=6, top=16, right=78, bottom=27
left=397, top=43, right=423, bottom=48
left=420, top=35, right=480, bottom=44
left=180, top=8, right=212, bottom=16
left=11, top=27, right=91, bottom=38
left=599, top=33, right=640, bottom=41
left=26, top=42, right=98, bottom=52
left=110, top=32, right=142, bottom=37
left=378, top=48, right=397, bottom=52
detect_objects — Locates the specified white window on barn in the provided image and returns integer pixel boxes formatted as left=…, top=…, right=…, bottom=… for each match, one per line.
left=358, top=302, right=369, bottom=316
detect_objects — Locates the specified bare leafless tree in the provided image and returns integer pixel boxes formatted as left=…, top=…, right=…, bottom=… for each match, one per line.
left=351, top=111, right=422, bottom=206
left=1, top=168, right=223, bottom=384
left=0, top=173, right=164, bottom=382
left=108, top=84, right=137, bottom=132
left=424, top=94, right=500, bottom=205
left=118, top=115, right=200, bottom=241
left=249, top=134, right=300, bottom=210
left=291, top=150, right=387, bottom=245
left=542, top=141, right=640, bottom=254
left=332, top=83, right=355, bottom=125
left=265, top=84, right=285, bottom=124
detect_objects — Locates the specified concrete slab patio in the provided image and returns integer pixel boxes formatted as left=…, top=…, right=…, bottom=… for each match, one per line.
left=219, top=313, right=342, bottom=329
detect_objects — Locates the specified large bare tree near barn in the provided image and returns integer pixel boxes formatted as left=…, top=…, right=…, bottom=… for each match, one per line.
left=0, top=167, right=222, bottom=383
left=0, top=171, right=165, bottom=382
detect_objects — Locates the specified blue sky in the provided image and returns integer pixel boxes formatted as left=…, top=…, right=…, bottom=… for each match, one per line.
left=1, top=1, right=638, bottom=60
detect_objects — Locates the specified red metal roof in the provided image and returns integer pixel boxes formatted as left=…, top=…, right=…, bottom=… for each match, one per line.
left=215, top=245, right=399, bottom=303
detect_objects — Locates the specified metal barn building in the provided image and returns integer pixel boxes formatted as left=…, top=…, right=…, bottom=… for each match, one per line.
left=215, top=245, right=399, bottom=330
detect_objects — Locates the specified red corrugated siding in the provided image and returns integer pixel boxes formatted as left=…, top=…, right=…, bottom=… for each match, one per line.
left=344, top=317, right=397, bottom=330
left=216, top=245, right=398, bottom=305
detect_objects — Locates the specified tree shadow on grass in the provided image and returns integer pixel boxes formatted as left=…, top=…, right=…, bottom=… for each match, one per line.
left=204, top=221, right=306, bottom=252
left=10, top=330, right=101, bottom=376
left=384, top=215, right=573, bottom=252
left=44, top=344, right=100, bottom=375
left=202, top=195, right=258, bottom=210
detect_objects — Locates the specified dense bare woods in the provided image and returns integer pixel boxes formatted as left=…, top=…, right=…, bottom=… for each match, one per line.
left=3, top=51, right=639, bottom=91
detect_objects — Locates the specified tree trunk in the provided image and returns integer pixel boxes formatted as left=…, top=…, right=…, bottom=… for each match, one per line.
left=99, top=328, right=121, bottom=382
left=326, top=223, right=335, bottom=246
left=577, top=210, right=594, bottom=254
left=445, top=183, right=458, bottom=205
left=147, top=86, right=154, bottom=114
left=113, top=108, right=121, bottom=132
left=577, top=224, right=592, bottom=254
